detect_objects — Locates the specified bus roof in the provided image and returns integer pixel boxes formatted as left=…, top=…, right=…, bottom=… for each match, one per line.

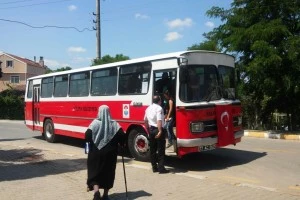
left=27, top=50, right=230, bottom=80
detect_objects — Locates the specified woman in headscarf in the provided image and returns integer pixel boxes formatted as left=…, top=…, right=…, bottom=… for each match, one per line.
left=85, top=105, right=126, bottom=200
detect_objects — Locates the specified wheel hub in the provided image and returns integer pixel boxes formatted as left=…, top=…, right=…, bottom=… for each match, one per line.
left=45, top=124, right=52, bottom=138
left=135, top=134, right=149, bottom=153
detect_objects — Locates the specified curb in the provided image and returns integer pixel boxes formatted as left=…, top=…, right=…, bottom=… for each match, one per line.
left=244, top=130, right=300, bottom=141
left=0, top=120, right=24, bottom=124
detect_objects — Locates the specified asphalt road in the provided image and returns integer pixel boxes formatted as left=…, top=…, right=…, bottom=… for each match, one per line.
left=1, top=120, right=300, bottom=199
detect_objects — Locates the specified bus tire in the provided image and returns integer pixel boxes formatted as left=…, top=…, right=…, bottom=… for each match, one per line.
left=44, top=119, right=57, bottom=143
left=128, top=129, right=150, bottom=162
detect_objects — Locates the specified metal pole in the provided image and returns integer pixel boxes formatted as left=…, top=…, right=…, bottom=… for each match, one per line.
left=122, top=154, right=128, bottom=200
left=96, top=0, right=101, bottom=59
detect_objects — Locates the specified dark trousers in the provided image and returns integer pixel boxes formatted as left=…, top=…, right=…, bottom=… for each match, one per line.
left=149, top=127, right=166, bottom=170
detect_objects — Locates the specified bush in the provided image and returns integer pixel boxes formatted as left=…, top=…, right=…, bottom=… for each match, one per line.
left=0, top=89, right=24, bottom=120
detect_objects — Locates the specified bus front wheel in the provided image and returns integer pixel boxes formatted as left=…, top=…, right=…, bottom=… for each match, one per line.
left=128, top=129, right=150, bottom=162
left=44, top=119, right=57, bottom=143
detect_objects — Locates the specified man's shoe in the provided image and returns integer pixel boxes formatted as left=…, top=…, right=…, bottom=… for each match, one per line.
left=158, top=168, right=170, bottom=174
left=152, top=168, right=158, bottom=173
left=102, top=195, right=110, bottom=200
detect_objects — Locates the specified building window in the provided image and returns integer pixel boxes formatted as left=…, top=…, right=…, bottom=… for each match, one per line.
left=10, top=76, right=20, bottom=83
left=6, top=60, right=13, bottom=67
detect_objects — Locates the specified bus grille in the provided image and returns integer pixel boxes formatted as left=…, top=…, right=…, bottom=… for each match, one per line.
left=203, top=120, right=217, bottom=132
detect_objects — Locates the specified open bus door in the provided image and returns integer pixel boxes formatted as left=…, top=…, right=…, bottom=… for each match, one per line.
left=32, top=85, right=40, bottom=130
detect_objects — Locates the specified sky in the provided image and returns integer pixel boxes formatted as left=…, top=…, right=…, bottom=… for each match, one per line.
left=0, top=0, right=233, bottom=70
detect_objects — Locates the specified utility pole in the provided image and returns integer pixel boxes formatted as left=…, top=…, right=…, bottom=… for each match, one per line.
left=93, top=0, right=101, bottom=59
left=0, top=61, right=2, bottom=78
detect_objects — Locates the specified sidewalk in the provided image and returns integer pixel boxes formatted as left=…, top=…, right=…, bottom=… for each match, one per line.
left=244, top=130, right=300, bottom=141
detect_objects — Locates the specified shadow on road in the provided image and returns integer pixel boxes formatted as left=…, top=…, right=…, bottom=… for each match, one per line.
left=29, top=136, right=267, bottom=174
left=0, top=147, right=86, bottom=182
left=33, top=135, right=132, bottom=158
left=109, top=190, right=152, bottom=200
left=33, top=135, right=86, bottom=149
left=0, top=138, right=26, bottom=142
left=165, top=148, right=267, bottom=173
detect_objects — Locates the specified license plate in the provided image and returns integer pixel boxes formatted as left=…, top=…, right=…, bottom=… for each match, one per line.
left=199, top=144, right=216, bottom=152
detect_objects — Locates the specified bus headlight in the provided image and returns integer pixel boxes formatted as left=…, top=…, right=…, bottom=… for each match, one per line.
left=238, top=116, right=242, bottom=126
left=190, top=122, right=205, bottom=133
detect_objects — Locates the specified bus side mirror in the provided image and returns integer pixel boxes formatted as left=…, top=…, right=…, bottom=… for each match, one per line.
left=177, top=57, right=188, bottom=66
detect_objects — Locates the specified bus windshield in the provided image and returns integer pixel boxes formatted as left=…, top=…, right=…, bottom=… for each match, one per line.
left=179, top=64, right=236, bottom=102
left=218, top=65, right=236, bottom=100
left=179, top=65, right=221, bottom=102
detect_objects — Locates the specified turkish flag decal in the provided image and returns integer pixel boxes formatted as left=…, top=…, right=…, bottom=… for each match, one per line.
left=216, top=104, right=234, bottom=146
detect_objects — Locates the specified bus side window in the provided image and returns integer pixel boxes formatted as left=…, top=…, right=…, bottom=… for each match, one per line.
left=54, top=75, right=68, bottom=97
left=127, top=74, right=141, bottom=93
left=26, top=80, right=33, bottom=99
left=91, top=68, right=117, bottom=96
left=69, top=72, right=90, bottom=97
left=41, top=77, right=53, bottom=98
left=119, top=62, right=151, bottom=95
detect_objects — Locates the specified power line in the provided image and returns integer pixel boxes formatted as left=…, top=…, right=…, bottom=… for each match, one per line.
left=0, top=18, right=94, bottom=32
left=0, top=0, right=73, bottom=9
left=0, top=0, right=35, bottom=5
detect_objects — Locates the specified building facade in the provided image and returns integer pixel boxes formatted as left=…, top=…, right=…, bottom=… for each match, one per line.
left=0, top=52, right=47, bottom=91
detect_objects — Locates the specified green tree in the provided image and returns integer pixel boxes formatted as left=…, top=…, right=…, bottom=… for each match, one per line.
left=205, top=0, right=300, bottom=130
left=0, top=88, right=24, bottom=120
left=92, top=54, right=130, bottom=66
left=46, top=66, right=72, bottom=74
left=188, top=32, right=222, bottom=51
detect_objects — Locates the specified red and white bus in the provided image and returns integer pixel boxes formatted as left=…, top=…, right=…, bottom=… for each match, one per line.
left=24, top=50, right=243, bottom=161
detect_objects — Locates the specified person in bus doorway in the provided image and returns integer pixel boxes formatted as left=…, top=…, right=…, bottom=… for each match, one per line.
left=144, top=95, right=170, bottom=174
left=85, top=105, right=126, bottom=200
left=156, top=72, right=172, bottom=94
left=163, top=89, right=176, bottom=148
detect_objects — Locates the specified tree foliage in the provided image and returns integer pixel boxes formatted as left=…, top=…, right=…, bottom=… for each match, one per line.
left=205, top=0, right=300, bottom=130
left=46, top=66, right=72, bottom=74
left=188, top=32, right=222, bottom=52
left=92, top=54, right=130, bottom=66
left=0, top=88, right=24, bottom=120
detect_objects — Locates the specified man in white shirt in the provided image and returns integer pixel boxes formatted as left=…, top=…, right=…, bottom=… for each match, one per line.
left=144, top=95, right=169, bottom=174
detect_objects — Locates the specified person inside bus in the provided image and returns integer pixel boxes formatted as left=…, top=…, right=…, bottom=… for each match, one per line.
left=144, top=95, right=169, bottom=174
left=203, top=77, right=218, bottom=101
left=156, top=72, right=172, bottom=94
left=85, top=105, right=126, bottom=200
left=127, top=73, right=141, bottom=93
left=163, top=89, right=176, bottom=148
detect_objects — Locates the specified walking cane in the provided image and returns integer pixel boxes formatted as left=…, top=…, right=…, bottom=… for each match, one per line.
left=122, top=152, right=129, bottom=200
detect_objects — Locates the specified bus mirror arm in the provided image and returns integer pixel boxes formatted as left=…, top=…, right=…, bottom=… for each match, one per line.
left=177, top=57, right=188, bottom=66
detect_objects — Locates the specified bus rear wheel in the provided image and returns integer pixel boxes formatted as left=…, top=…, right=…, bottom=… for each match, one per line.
left=44, top=119, right=57, bottom=143
left=128, top=129, right=150, bottom=162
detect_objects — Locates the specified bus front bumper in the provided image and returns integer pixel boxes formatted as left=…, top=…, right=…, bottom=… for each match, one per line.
left=177, top=130, right=244, bottom=148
